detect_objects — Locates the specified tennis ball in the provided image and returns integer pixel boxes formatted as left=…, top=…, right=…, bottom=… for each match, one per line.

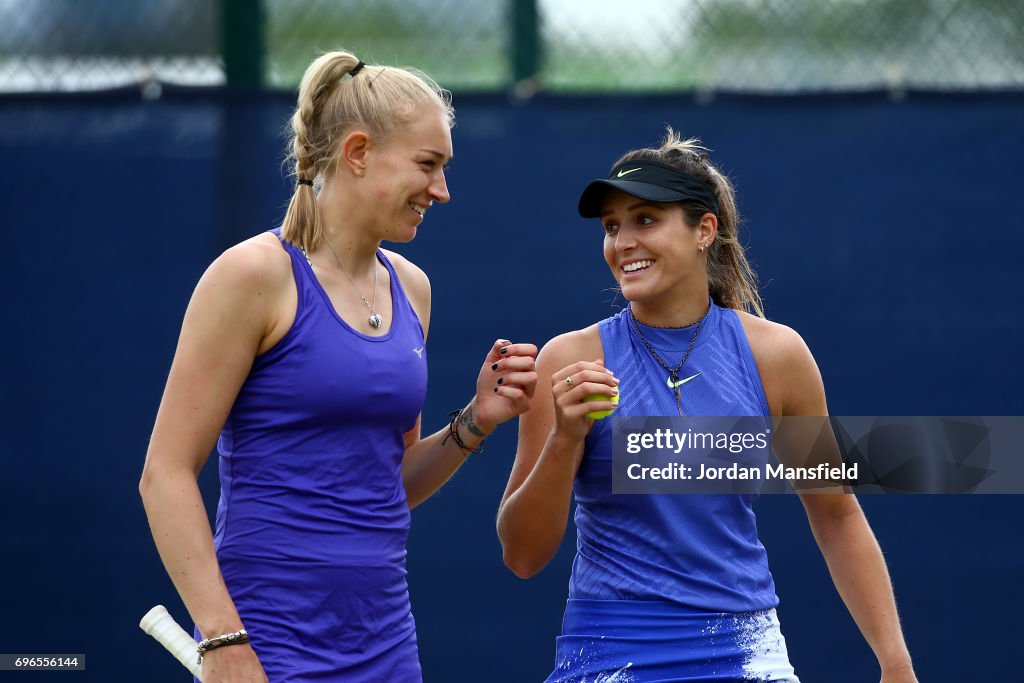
left=585, top=391, right=620, bottom=420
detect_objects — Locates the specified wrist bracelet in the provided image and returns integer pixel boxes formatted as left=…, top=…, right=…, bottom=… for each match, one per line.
left=197, top=629, right=249, bottom=664
left=443, top=408, right=484, bottom=456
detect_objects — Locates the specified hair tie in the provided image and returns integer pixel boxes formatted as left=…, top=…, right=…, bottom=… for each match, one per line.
left=350, top=61, right=365, bottom=77
left=297, top=178, right=314, bottom=187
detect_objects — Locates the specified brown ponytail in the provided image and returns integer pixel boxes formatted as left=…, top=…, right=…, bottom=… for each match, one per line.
left=615, top=127, right=764, bottom=317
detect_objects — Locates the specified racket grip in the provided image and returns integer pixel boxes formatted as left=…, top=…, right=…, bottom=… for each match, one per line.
left=139, top=605, right=203, bottom=679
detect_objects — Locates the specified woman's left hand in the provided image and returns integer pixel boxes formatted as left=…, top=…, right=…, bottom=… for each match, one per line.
left=471, top=339, right=539, bottom=433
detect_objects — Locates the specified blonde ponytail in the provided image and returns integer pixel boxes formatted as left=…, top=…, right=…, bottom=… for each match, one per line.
left=281, top=50, right=455, bottom=252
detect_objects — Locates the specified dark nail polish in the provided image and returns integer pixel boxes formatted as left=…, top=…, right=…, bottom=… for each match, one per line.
left=491, top=363, right=498, bottom=371
left=494, top=387, right=499, bottom=392
left=500, top=348, right=508, bottom=354
left=497, top=378, right=504, bottom=385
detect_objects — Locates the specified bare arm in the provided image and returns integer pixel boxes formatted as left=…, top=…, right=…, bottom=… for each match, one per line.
left=799, top=494, right=915, bottom=682
left=496, top=329, right=618, bottom=578
left=756, top=319, right=916, bottom=683
left=139, top=238, right=288, bottom=682
left=384, top=250, right=539, bottom=508
left=401, top=341, right=538, bottom=508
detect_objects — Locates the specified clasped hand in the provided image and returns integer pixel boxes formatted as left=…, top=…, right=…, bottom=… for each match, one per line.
left=470, top=339, right=539, bottom=433
left=550, top=359, right=620, bottom=442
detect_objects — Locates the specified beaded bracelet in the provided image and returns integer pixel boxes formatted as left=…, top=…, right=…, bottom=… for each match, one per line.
left=197, top=629, right=249, bottom=664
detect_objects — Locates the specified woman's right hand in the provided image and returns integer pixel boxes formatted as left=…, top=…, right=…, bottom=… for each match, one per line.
left=200, top=644, right=268, bottom=683
left=549, top=359, right=619, bottom=443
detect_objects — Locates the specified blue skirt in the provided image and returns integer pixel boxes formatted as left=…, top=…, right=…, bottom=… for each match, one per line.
left=546, top=599, right=800, bottom=683
left=196, top=557, right=422, bottom=682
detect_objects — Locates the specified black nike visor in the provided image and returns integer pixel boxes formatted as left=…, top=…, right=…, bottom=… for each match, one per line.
left=578, top=159, right=720, bottom=218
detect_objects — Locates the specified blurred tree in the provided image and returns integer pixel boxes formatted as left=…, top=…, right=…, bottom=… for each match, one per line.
left=264, top=0, right=506, bottom=90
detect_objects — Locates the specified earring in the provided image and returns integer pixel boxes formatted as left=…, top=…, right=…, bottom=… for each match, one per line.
left=699, top=243, right=705, bottom=253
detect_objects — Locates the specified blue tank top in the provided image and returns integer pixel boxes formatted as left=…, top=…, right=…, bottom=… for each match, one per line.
left=571, top=300, right=778, bottom=613
left=213, top=230, right=428, bottom=565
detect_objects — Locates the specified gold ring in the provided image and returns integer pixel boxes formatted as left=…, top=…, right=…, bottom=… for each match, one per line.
left=565, top=377, right=574, bottom=388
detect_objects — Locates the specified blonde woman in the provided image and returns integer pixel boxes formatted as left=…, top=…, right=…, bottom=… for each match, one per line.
left=497, top=130, right=916, bottom=683
left=140, top=51, right=537, bottom=682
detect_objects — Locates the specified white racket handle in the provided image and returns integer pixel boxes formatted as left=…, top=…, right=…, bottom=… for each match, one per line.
left=139, top=605, right=203, bottom=679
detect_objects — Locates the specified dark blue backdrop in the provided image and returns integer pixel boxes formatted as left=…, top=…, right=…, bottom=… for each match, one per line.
left=2, top=88, right=1022, bottom=681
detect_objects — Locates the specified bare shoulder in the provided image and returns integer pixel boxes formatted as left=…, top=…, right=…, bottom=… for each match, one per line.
left=733, top=310, right=825, bottom=416
left=206, top=231, right=293, bottom=295
left=381, top=248, right=430, bottom=311
left=381, top=248, right=430, bottom=296
left=381, top=248, right=431, bottom=336
left=189, top=232, right=295, bottom=354
left=537, top=325, right=603, bottom=376
left=733, top=311, right=810, bottom=368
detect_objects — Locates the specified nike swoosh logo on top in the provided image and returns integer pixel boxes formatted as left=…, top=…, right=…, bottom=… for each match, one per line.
left=667, top=372, right=701, bottom=389
left=616, top=167, right=642, bottom=177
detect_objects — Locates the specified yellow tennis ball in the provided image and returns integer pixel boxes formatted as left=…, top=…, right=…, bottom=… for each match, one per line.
left=585, top=391, right=620, bottom=420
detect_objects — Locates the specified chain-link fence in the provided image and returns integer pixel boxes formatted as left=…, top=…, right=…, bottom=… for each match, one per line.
left=265, top=0, right=508, bottom=90
left=0, top=0, right=220, bottom=91
left=2, top=0, right=1022, bottom=94
left=541, top=0, right=1024, bottom=92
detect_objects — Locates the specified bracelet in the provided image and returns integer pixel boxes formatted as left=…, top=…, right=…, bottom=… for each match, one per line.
left=197, top=629, right=249, bottom=664
left=442, top=408, right=485, bottom=456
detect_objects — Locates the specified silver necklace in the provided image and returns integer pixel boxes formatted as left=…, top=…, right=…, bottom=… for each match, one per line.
left=628, top=303, right=710, bottom=417
left=305, top=234, right=383, bottom=329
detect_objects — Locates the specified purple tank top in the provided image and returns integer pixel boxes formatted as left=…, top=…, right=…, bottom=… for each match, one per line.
left=214, top=230, right=428, bottom=565
left=202, top=231, right=428, bottom=680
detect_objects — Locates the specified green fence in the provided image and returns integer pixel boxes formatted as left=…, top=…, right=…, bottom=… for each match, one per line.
left=2, top=0, right=1022, bottom=93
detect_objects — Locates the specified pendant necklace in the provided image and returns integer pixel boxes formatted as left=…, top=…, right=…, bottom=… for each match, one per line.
left=628, top=302, right=710, bottom=417
left=307, top=233, right=383, bottom=329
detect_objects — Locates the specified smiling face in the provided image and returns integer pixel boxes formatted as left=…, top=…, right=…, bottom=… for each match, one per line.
left=363, top=105, right=453, bottom=242
left=600, top=189, right=714, bottom=305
